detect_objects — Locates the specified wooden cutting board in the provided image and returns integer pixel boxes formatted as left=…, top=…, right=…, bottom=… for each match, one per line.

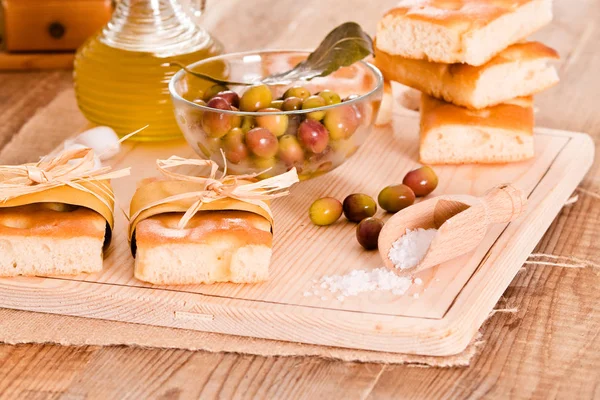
left=0, top=114, right=593, bottom=356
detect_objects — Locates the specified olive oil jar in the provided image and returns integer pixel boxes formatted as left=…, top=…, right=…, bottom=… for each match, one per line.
left=74, top=0, right=223, bottom=141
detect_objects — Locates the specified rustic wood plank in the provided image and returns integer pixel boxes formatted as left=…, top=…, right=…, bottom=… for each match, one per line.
left=0, top=0, right=598, bottom=398
left=0, top=344, right=98, bottom=399
left=0, top=70, right=72, bottom=151
left=42, top=346, right=387, bottom=400
left=370, top=265, right=600, bottom=399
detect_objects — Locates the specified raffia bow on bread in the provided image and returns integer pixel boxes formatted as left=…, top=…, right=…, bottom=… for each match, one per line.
left=128, top=155, right=299, bottom=255
left=0, top=147, right=130, bottom=246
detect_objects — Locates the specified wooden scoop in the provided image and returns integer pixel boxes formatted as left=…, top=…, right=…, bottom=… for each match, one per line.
left=378, top=184, right=527, bottom=274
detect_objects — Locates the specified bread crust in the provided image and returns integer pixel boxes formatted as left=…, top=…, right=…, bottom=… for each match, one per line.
left=134, top=210, right=273, bottom=285
left=0, top=203, right=106, bottom=239
left=383, top=0, right=533, bottom=30
left=420, top=95, right=534, bottom=135
left=377, top=0, right=553, bottom=65
left=135, top=211, right=272, bottom=248
left=0, top=203, right=106, bottom=277
left=419, top=95, right=535, bottom=164
left=374, top=41, right=559, bottom=109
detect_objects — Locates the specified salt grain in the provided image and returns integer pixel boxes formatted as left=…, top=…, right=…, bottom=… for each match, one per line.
left=414, top=278, right=423, bottom=285
left=303, top=291, right=312, bottom=297
left=388, top=228, right=438, bottom=270
left=321, top=296, right=327, bottom=301
left=413, top=293, right=420, bottom=299
left=313, top=267, right=413, bottom=298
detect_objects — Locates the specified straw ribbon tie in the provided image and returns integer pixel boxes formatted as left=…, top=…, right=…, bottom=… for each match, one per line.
left=26, top=165, right=52, bottom=184
left=0, top=147, right=130, bottom=209
left=137, top=155, right=300, bottom=230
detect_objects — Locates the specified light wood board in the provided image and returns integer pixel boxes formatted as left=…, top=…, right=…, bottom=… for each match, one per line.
left=0, top=114, right=593, bottom=356
left=1, top=0, right=599, bottom=396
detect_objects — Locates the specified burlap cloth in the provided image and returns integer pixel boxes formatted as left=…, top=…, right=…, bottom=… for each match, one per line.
left=0, top=89, right=485, bottom=366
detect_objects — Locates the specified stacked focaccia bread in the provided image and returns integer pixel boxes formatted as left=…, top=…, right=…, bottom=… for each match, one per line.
left=374, top=0, right=559, bottom=164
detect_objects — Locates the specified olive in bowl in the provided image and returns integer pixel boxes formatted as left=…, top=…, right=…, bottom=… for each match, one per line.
left=169, top=50, right=383, bottom=180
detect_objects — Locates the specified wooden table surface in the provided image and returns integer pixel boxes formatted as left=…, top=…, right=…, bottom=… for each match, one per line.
left=0, top=1, right=599, bottom=398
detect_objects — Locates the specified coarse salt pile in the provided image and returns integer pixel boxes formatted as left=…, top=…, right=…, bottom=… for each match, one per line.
left=305, top=267, right=413, bottom=301
left=388, top=228, right=438, bottom=270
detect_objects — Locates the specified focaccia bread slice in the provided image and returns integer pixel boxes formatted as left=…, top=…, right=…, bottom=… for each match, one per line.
left=420, top=95, right=534, bottom=164
left=0, top=203, right=107, bottom=277
left=375, top=80, right=393, bottom=126
left=134, top=210, right=272, bottom=285
left=376, top=0, right=553, bottom=66
left=375, top=41, right=558, bottom=109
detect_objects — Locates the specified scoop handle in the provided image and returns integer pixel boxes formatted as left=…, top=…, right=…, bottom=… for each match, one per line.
left=481, top=184, right=527, bottom=224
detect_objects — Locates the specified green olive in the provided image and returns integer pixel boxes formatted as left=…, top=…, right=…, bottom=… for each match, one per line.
left=309, top=197, right=343, bottom=226
left=297, top=119, right=329, bottom=154
left=222, top=127, right=249, bottom=164
left=270, top=100, right=284, bottom=110
left=323, top=104, right=360, bottom=140
left=403, top=166, right=439, bottom=197
left=330, top=138, right=359, bottom=158
left=245, top=127, right=278, bottom=158
left=217, top=90, right=240, bottom=108
left=319, top=90, right=342, bottom=105
left=240, top=115, right=255, bottom=132
left=203, top=84, right=229, bottom=102
left=197, top=137, right=221, bottom=158
left=356, top=217, right=384, bottom=250
left=192, top=98, right=207, bottom=106
left=201, top=97, right=240, bottom=138
left=240, top=84, right=273, bottom=112
left=254, top=156, right=278, bottom=179
left=278, top=135, right=305, bottom=165
left=282, top=97, right=303, bottom=111
left=302, top=95, right=327, bottom=120
left=255, top=108, right=289, bottom=137
left=312, top=161, right=334, bottom=178
left=283, top=86, right=310, bottom=100
left=343, top=193, right=377, bottom=222
left=378, top=184, right=415, bottom=213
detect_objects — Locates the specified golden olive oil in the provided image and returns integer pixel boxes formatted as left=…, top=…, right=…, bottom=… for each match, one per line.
left=73, top=0, right=223, bottom=141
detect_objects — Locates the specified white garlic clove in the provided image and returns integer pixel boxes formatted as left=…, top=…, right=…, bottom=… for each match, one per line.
left=74, top=126, right=121, bottom=160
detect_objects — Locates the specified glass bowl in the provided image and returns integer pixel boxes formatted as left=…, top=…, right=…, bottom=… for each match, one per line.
left=169, top=50, right=383, bottom=180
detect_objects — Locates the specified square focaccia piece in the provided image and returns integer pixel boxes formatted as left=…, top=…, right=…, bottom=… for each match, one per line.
left=419, top=95, right=534, bottom=164
left=134, top=210, right=273, bottom=285
left=376, top=0, right=553, bottom=66
left=374, top=41, right=558, bottom=109
left=0, top=203, right=107, bottom=276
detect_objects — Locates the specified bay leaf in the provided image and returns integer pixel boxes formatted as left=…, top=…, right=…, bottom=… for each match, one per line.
left=173, top=22, right=374, bottom=87
left=262, top=22, right=374, bottom=84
